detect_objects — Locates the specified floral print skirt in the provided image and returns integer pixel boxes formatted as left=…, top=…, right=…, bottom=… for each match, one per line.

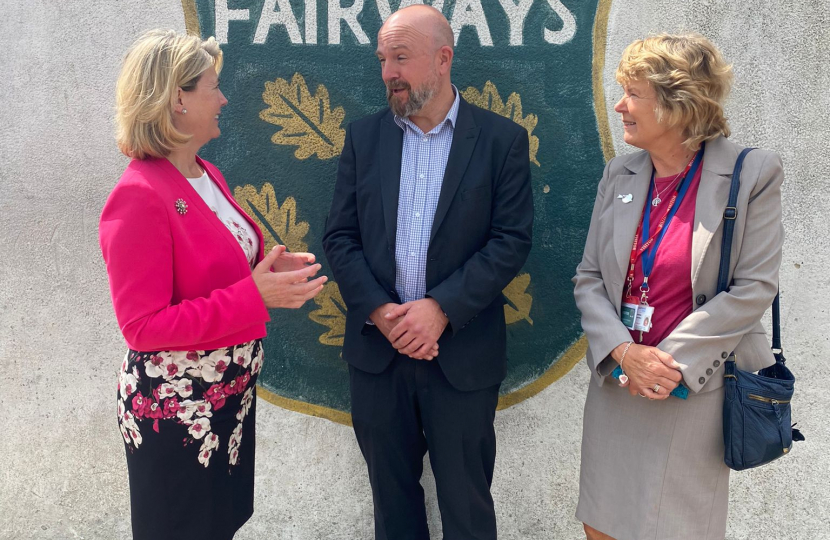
left=117, top=339, right=263, bottom=540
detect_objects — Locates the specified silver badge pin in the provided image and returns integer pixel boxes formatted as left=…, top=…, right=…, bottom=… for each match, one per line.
left=617, top=194, right=633, bottom=204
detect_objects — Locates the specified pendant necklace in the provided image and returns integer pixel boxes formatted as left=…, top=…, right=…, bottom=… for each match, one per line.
left=652, top=154, right=695, bottom=207
left=651, top=176, right=682, bottom=206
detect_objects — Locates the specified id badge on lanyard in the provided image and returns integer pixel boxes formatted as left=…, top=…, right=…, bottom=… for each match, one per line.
left=621, top=145, right=704, bottom=341
left=622, top=297, right=654, bottom=334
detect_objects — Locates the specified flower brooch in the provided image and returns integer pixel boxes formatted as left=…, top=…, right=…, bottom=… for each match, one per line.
left=175, top=198, right=188, bottom=215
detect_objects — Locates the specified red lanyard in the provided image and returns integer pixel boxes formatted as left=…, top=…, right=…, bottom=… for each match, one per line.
left=625, top=158, right=696, bottom=300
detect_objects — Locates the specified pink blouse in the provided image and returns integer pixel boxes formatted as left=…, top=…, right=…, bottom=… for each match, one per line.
left=625, top=165, right=703, bottom=346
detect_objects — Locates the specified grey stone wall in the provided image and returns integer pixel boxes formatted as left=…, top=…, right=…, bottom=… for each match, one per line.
left=1, top=1, right=827, bottom=538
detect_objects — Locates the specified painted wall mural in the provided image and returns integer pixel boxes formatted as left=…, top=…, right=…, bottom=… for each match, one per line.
left=183, top=0, right=612, bottom=424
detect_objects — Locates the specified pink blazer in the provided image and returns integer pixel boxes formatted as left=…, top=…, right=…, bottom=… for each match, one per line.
left=99, top=156, right=270, bottom=352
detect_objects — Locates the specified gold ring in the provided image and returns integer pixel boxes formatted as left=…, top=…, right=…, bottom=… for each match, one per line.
left=652, top=384, right=661, bottom=393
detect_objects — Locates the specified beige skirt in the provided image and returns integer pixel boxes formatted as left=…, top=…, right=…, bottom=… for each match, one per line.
left=576, top=378, right=730, bottom=540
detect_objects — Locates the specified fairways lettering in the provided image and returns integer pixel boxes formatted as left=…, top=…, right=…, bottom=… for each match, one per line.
left=215, top=0, right=576, bottom=46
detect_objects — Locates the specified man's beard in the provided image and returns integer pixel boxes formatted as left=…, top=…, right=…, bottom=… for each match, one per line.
left=386, top=75, right=438, bottom=117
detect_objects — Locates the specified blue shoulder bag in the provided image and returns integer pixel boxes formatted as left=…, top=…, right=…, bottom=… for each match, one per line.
left=720, top=148, right=804, bottom=471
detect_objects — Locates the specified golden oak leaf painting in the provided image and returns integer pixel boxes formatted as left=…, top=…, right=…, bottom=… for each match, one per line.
left=461, top=81, right=540, bottom=166
left=260, top=73, right=346, bottom=160
left=503, top=273, right=534, bottom=325
left=233, top=183, right=309, bottom=253
left=308, top=282, right=347, bottom=346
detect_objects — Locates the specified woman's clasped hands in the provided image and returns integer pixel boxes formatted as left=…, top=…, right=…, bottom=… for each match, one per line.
left=252, top=245, right=327, bottom=309
left=612, top=342, right=686, bottom=400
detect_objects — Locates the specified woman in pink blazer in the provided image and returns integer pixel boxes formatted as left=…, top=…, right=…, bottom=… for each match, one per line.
left=99, top=30, right=326, bottom=540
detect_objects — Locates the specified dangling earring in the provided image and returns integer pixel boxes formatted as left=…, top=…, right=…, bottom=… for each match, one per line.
left=182, top=109, right=187, bottom=114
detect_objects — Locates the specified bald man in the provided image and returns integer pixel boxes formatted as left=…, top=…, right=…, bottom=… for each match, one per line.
left=323, top=6, right=533, bottom=539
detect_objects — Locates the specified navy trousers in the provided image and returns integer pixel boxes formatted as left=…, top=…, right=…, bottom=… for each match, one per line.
left=350, top=354, right=500, bottom=540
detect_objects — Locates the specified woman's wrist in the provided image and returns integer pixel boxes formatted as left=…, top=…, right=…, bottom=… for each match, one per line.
left=610, top=342, right=628, bottom=362
left=612, top=341, right=634, bottom=368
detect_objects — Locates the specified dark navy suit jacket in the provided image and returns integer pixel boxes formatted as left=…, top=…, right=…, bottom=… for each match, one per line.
left=322, top=97, right=533, bottom=391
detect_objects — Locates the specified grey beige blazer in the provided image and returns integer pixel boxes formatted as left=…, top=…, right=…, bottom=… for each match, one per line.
left=573, top=135, right=784, bottom=393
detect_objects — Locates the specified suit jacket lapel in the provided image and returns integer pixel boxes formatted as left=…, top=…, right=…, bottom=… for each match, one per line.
left=153, top=157, right=252, bottom=269
left=156, top=157, right=236, bottom=243
left=612, top=151, right=652, bottom=286
left=691, top=136, right=739, bottom=287
left=380, top=113, right=403, bottom=250
left=196, top=157, right=266, bottom=262
left=430, top=99, right=480, bottom=243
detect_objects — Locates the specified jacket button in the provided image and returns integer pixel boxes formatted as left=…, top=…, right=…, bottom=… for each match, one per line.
left=713, top=360, right=720, bottom=367
left=706, top=368, right=713, bottom=376
left=721, top=351, right=729, bottom=359
left=699, top=377, right=706, bottom=385
left=696, top=294, right=706, bottom=305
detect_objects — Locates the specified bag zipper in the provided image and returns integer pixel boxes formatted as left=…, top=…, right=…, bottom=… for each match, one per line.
left=747, top=393, right=790, bottom=404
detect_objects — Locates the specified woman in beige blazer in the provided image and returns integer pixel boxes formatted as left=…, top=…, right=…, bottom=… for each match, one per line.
left=573, top=34, right=783, bottom=540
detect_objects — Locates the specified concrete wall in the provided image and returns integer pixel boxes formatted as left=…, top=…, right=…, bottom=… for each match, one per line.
left=1, top=1, right=828, bottom=539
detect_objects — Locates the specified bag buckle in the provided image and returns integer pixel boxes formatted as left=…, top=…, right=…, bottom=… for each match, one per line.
left=724, top=352, right=738, bottom=378
left=723, top=207, right=737, bottom=220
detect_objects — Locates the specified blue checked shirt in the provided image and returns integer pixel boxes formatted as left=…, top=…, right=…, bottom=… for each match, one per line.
left=393, top=86, right=460, bottom=304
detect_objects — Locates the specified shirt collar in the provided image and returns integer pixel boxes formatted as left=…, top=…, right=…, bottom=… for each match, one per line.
left=394, top=84, right=460, bottom=135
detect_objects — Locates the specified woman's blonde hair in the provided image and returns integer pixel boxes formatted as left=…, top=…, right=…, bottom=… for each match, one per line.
left=115, top=30, right=223, bottom=159
left=616, top=33, right=733, bottom=151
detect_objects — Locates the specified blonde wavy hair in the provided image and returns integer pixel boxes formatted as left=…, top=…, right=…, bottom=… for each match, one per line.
left=115, top=30, right=223, bottom=159
left=616, top=33, right=733, bottom=151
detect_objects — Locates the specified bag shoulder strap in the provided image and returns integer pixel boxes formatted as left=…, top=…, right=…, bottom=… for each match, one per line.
left=716, top=147, right=783, bottom=354
left=717, top=148, right=752, bottom=293
left=772, top=292, right=782, bottom=353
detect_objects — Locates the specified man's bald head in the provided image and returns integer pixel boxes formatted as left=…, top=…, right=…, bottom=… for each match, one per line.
left=376, top=4, right=455, bottom=121
left=380, top=4, right=454, bottom=53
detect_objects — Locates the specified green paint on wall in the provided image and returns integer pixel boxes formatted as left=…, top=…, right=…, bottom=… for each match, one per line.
left=193, top=0, right=604, bottom=415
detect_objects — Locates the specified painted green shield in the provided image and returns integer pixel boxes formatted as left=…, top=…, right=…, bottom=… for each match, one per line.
left=186, top=0, right=610, bottom=423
